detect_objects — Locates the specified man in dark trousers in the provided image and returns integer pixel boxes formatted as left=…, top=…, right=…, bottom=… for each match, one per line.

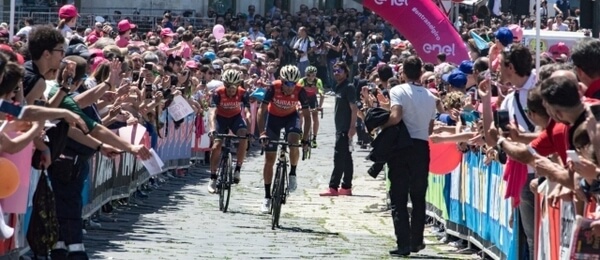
left=380, top=56, right=437, bottom=257
left=320, top=61, right=358, bottom=196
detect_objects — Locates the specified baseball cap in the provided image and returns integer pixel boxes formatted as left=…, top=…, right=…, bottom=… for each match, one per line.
left=86, top=34, right=99, bottom=44
left=508, top=24, right=523, bottom=42
left=203, top=51, right=216, bottom=61
left=58, top=4, right=79, bottom=19
left=244, top=39, right=253, bottom=47
left=118, top=19, right=136, bottom=33
left=548, top=42, right=570, bottom=59
left=241, top=58, right=251, bottom=65
left=494, top=27, right=513, bottom=47
left=160, top=28, right=176, bottom=38
left=442, top=70, right=467, bottom=88
left=0, top=44, right=24, bottom=64
left=185, top=60, right=198, bottom=69
left=459, top=60, right=474, bottom=74
left=65, top=43, right=91, bottom=60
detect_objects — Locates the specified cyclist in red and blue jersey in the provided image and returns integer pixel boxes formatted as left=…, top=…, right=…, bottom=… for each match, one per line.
left=207, top=69, right=251, bottom=194
left=257, top=65, right=311, bottom=213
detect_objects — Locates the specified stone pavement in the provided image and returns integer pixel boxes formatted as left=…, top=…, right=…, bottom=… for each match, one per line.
left=83, top=96, right=481, bottom=259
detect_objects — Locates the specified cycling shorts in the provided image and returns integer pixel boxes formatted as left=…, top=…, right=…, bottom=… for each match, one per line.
left=264, top=112, right=301, bottom=152
left=215, top=114, right=247, bottom=138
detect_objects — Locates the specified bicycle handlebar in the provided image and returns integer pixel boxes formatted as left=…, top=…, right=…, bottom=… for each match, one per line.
left=213, top=133, right=248, bottom=139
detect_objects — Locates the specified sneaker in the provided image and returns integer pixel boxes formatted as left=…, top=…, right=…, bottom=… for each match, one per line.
left=311, top=139, right=317, bottom=148
left=233, top=170, right=241, bottom=184
left=288, top=175, right=297, bottom=192
left=207, top=179, right=217, bottom=194
left=319, top=187, right=338, bottom=196
left=338, top=188, right=352, bottom=196
left=260, top=198, right=271, bottom=214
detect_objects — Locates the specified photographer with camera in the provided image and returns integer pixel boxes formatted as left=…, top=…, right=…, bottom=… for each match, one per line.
left=293, top=27, right=316, bottom=77
left=341, top=31, right=355, bottom=79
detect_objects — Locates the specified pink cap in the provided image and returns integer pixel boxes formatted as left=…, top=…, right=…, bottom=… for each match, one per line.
left=91, top=57, right=108, bottom=73
left=87, top=34, right=98, bottom=44
left=548, top=42, right=570, bottom=59
left=244, top=39, right=253, bottom=46
left=508, top=24, right=523, bottom=42
left=160, top=28, right=176, bottom=38
left=185, top=60, right=198, bottom=69
left=58, top=4, right=79, bottom=19
left=118, top=19, right=135, bottom=33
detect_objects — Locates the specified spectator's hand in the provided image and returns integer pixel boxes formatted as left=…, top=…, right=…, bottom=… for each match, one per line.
left=172, top=90, right=182, bottom=96
left=100, top=144, right=122, bottom=158
left=63, top=110, right=89, bottom=134
left=449, top=108, right=460, bottom=121
left=102, top=91, right=117, bottom=103
left=154, top=91, right=163, bottom=102
left=478, top=78, right=491, bottom=99
left=116, top=83, right=131, bottom=97
left=348, top=126, right=356, bottom=139
left=571, top=157, right=598, bottom=182
left=39, top=148, right=51, bottom=169
left=484, top=147, right=497, bottom=165
left=109, top=105, right=122, bottom=118
left=534, top=157, right=562, bottom=181
left=468, top=134, right=485, bottom=146
left=429, top=134, right=444, bottom=143
left=130, top=144, right=151, bottom=160
left=505, top=123, right=522, bottom=141
left=162, top=75, right=171, bottom=87
left=108, top=59, right=122, bottom=87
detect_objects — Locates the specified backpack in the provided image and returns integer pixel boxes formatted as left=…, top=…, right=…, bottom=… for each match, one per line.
left=27, top=169, right=59, bottom=257
left=31, top=120, right=70, bottom=169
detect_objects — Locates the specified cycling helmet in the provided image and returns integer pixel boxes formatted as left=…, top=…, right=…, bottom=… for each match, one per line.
left=222, top=69, right=243, bottom=85
left=305, top=66, right=317, bottom=75
left=280, top=65, right=301, bottom=82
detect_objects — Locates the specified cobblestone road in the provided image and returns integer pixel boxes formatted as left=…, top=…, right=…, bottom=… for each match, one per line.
left=83, top=97, right=480, bottom=259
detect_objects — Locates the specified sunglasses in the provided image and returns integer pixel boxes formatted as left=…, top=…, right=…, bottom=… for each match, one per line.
left=333, top=69, right=344, bottom=74
left=426, top=79, right=435, bottom=83
left=284, top=81, right=296, bottom=87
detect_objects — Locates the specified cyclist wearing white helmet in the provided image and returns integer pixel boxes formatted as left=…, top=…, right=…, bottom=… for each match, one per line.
left=257, top=64, right=311, bottom=213
left=207, top=69, right=251, bottom=193
left=298, top=66, right=324, bottom=148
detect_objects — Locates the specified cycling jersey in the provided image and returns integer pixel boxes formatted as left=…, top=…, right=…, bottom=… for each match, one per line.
left=298, top=77, right=324, bottom=97
left=263, top=80, right=309, bottom=117
left=211, top=86, right=250, bottom=118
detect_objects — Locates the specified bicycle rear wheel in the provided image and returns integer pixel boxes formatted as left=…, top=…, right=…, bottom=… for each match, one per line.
left=223, top=153, right=233, bottom=212
left=271, top=163, right=286, bottom=230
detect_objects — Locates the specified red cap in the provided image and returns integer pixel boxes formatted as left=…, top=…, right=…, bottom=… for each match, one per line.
left=118, top=19, right=135, bottom=33
left=0, top=44, right=24, bottom=65
left=548, top=42, right=570, bottom=59
left=87, top=34, right=99, bottom=44
left=58, top=4, right=79, bottom=19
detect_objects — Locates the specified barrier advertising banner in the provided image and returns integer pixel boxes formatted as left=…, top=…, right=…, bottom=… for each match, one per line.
left=363, top=0, right=469, bottom=64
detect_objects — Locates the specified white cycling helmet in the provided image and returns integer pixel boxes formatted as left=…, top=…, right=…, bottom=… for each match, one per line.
left=305, top=66, right=317, bottom=74
left=221, top=69, right=243, bottom=85
left=280, top=65, right=301, bottom=82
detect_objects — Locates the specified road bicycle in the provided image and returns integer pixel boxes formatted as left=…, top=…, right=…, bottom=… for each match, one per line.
left=261, top=137, right=302, bottom=229
left=214, top=133, right=247, bottom=213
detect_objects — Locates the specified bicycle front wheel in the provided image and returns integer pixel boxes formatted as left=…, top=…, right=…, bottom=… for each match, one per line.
left=223, top=153, right=233, bottom=212
left=271, top=163, right=286, bottom=230
left=218, top=155, right=230, bottom=212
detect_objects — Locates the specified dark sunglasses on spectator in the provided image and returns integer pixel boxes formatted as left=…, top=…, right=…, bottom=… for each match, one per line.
left=284, top=81, right=296, bottom=87
left=333, top=69, right=344, bottom=74
left=426, top=79, right=435, bottom=83
left=207, top=71, right=214, bottom=75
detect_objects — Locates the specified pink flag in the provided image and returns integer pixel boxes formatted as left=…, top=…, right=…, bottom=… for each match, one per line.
left=364, top=0, right=468, bottom=64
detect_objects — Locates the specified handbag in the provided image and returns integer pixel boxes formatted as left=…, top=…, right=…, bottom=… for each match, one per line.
left=26, top=169, right=59, bottom=257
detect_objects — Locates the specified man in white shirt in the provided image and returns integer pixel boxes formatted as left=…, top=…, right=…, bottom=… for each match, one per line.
left=16, top=17, right=34, bottom=39
left=293, top=27, right=315, bottom=77
left=552, top=15, right=569, bottom=31
left=381, top=56, right=437, bottom=257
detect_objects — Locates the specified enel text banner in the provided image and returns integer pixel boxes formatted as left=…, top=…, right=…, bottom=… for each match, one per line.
left=363, top=0, right=469, bottom=64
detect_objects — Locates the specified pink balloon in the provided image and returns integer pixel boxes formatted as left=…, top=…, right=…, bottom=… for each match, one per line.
left=429, top=139, right=462, bottom=175
left=212, top=24, right=225, bottom=41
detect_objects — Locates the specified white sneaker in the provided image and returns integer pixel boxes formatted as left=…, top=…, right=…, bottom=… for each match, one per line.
left=260, top=198, right=271, bottom=214
left=207, top=179, right=217, bottom=194
left=233, top=170, right=241, bottom=184
left=288, top=175, right=297, bottom=193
